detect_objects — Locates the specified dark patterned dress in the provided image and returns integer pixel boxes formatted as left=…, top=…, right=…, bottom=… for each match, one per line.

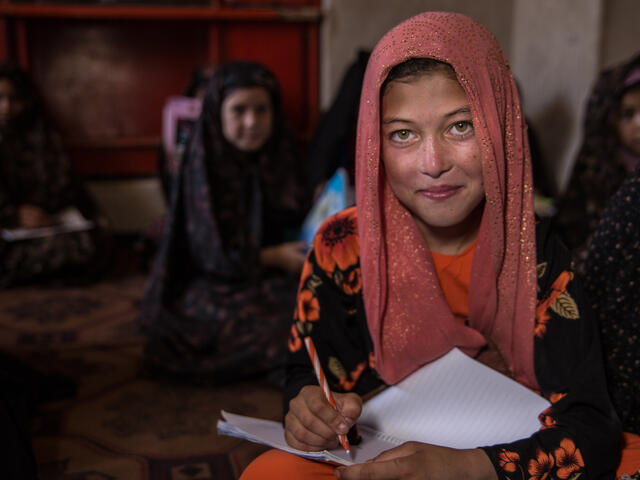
left=580, top=167, right=640, bottom=435
left=286, top=208, right=621, bottom=479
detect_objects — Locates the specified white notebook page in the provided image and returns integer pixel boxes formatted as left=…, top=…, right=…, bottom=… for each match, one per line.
left=359, top=348, right=550, bottom=449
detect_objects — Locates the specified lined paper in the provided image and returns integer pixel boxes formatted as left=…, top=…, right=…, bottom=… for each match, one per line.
left=359, top=348, right=550, bottom=449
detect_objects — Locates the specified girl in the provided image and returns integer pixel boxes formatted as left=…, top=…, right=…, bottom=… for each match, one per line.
left=141, top=61, right=310, bottom=383
left=555, top=52, right=640, bottom=256
left=0, top=63, right=107, bottom=287
left=241, top=12, right=629, bottom=479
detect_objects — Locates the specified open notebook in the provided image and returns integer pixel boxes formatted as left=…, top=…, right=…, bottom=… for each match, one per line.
left=217, top=348, right=550, bottom=466
left=1, top=207, right=94, bottom=242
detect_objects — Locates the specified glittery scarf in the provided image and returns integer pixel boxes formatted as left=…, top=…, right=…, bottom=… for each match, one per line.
left=356, top=12, right=538, bottom=389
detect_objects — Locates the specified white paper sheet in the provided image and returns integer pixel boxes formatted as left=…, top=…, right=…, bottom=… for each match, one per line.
left=359, top=348, right=550, bottom=449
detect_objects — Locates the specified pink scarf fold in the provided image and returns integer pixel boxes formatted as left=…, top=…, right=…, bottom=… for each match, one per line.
left=355, top=11, right=538, bottom=389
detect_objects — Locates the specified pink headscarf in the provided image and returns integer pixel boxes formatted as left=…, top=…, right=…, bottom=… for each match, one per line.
left=356, top=12, right=538, bottom=389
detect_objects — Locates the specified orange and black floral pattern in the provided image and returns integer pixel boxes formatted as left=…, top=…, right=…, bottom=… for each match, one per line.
left=498, top=438, right=584, bottom=480
left=284, top=210, right=621, bottom=478
left=285, top=207, right=382, bottom=403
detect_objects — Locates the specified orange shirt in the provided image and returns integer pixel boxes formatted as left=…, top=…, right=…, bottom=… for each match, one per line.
left=430, top=240, right=476, bottom=325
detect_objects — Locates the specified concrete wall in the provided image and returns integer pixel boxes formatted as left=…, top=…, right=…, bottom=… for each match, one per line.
left=602, top=0, right=640, bottom=68
left=510, top=0, right=603, bottom=194
left=320, top=0, right=513, bottom=108
left=87, top=179, right=166, bottom=233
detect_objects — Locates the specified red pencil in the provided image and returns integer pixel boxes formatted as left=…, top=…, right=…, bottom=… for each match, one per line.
left=304, top=337, right=352, bottom=456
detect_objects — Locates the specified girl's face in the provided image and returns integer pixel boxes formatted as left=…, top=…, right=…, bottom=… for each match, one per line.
left=221, top=86, right=273, bottom=152
left=0, top=79, right=22, bottom=128
left=617, top=87, right=640, bottom=156
left=380, top=71, right=484, bottom=252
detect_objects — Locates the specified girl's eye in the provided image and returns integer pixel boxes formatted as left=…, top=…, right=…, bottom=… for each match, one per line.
left=621, top=108, right=636, bottom=120
left=450, top=121, right=473, bottom=136
left=392, top=129, right=412, bottom=141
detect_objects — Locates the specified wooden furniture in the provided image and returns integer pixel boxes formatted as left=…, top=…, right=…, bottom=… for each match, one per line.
left=0, top=0, right=320, bottom=177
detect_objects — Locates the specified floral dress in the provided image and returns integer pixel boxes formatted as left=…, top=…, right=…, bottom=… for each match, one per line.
left=285, top=207, right=621, bottom=479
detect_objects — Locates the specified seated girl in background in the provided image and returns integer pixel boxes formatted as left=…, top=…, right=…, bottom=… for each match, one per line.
left=141, top=61, right=311, bottom=383
left=241, top=11, right=632, bottom=479
left=555, top=52, right=640, bottom=257
left=0, top=62, right=108, bottom=288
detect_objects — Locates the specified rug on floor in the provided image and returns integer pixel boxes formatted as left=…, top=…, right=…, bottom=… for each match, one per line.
left=0, top=274, right=282, bottom=479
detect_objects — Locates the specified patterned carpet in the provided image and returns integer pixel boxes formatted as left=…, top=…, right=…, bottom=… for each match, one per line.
left=0, top=273, right=282, bottom=479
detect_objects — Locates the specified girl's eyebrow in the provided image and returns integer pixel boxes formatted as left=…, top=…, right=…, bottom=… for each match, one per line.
left=382, top=106, right=472, bottom=125
left=381, top=117, right=414, bottom=125
left=444, top=106, right=472, bottom=118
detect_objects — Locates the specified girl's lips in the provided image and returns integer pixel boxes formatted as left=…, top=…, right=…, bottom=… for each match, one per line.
left=419, top=185, right=461, bottom=200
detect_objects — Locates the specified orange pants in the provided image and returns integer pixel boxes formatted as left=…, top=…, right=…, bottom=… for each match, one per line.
left=240, top=449, right=336, bottom=479
left=240, top=433, right=640, bottom=480
left=618, top=432, right=640, bottom=477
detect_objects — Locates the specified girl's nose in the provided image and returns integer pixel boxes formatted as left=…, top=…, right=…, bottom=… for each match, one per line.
left=244, top=110, right=258, bottom=128
left=0, top=97, right=9, bottom=116
left=418, top=137, right=452, bottom=177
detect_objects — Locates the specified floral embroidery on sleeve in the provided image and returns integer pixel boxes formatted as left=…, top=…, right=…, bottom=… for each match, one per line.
left=336, top=267, right=362, bottom=295
left=528, top=450, right=555, bottom=480
left=313, top=209, right=359, bottom=276
left=535, top=271, right=579, bottom=339
left=498, top=439, right=585, bottom=480
left=289, top=208, right=360, bottom=353
left=538, top=407, right=557, bottom=430
left=328, top=356, right=367, bottom=391
left=288, top=323, right=302, bottom=352
left=554, top=439, right=584, bottom=479
left=499, top=450, right=521, bottom=472
left=297, top=289, right=320, bottom=323
left=537, top=392, right=566, bottom=430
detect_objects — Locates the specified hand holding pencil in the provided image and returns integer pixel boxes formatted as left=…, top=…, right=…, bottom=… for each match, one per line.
left=304, top=337, right=355, bottom=456
left=283, top=337, right=363, bottom=454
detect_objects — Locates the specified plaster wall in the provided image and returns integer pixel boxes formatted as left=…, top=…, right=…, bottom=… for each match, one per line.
left=511, top=0, right=603, bottom=194
left=320, top=0, right=513, bottom=108
left=601, top=0, right=640, bottom=69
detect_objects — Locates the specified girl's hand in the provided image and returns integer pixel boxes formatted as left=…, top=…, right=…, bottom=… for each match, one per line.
left=334, top=442, right=497, bottom=480
left=284, top=385, right=362, bottom=451
left=17, top=204, right=53, bottom=228
left=259, top=241, right=307, bottom=273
